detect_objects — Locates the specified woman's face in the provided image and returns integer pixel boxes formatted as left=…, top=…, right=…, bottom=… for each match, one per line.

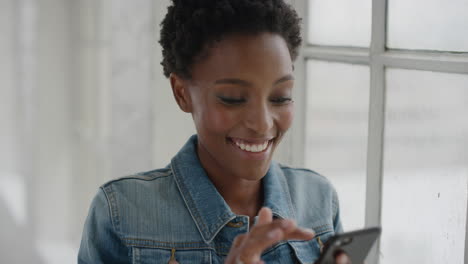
left=174, top=33, right=294, bottom=181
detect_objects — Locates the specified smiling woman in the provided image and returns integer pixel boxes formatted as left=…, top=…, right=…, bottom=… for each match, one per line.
left=175, top=33, right=294, bottom=186
left=78, top=1, right=343, bottom=263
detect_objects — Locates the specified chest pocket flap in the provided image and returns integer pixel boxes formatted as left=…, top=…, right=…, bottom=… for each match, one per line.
left=133, top=247, right=212, bottom=264
left=289, top=224, right=335, bottom=264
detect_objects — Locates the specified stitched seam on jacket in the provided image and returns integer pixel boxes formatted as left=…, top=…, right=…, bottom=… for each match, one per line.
left=170, top=162, right=211, bottom=240
left=104, top=173, right=171, bottom=185
left=123, top=239, right=235, bottom=254
left=277, top=167, right=297, bottom=220
left=125, top=238, right=206, bottom=244
left=102, top=185, right=122, bottom=235
left=125, top=240, right=291, bottom=256
left=311, top=223, right=334, bottom=236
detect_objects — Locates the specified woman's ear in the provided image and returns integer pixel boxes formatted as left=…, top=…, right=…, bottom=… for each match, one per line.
left=170, top=73, right=192, bottom=113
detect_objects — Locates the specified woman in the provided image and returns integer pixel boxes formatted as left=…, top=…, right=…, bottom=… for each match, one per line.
left=78, top=0, right=343, bottom=263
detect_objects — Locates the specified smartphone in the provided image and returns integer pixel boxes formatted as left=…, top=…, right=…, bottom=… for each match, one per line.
left=315, top=227, right=381, bottom=264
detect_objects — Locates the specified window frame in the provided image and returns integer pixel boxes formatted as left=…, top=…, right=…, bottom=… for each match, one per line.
left=289, top=0, right=468, bottom=263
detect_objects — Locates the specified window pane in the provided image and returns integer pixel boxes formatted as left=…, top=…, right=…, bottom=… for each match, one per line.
left=381, top=69, right=468, bottom=264
left=387, top=0, right=468, bottom=52
left=308, top=0, right=371, bottom=47
left=305, top=60, right=370, bottom=230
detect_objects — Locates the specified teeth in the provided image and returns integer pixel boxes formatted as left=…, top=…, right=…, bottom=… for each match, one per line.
left=233, top=139, right=270, bottom=153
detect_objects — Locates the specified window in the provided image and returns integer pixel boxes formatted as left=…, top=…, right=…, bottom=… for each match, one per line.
left=291, top=0, right=468, bottom=263
left=382, top=68, right=468, bottom=264
left=305, top=60, right=369, bottom=231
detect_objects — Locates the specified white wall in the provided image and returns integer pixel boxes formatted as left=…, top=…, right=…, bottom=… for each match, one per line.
left=151, top=0, right=197, bottom=169
left=0, top=1, right=196, bottom=263
left=1, top=0, right=42, bottom=262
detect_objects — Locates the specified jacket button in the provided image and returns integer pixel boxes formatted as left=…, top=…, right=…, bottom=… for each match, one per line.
left=227, top=221, right=244, bottom=228
left=168, top=248, right=179, bottom=264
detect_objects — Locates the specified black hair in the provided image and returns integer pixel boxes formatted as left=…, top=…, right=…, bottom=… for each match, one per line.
left=159, top=0, right=302, bottom=79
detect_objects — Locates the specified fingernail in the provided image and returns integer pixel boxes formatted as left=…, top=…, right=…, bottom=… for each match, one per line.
left=268, top=229, right=282, bottom=239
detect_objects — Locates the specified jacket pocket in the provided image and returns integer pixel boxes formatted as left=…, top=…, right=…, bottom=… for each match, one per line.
left=132, top=247, right=212, bottom=264
left=289, top=229, right=335, bottom=264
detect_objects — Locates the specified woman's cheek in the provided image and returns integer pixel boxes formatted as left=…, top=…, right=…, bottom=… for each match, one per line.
left=203, top=107, right=237, bottom=133
left=278, top=104, right=294, bottom=132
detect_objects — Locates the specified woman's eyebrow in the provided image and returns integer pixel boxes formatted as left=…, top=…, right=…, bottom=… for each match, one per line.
left=213, top=74, right=294, bottom=86
left=274, top=74, right=294, bottom=85
left=214, top=78, right=251, bottom=86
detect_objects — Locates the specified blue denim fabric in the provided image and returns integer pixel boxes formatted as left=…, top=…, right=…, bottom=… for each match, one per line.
left=78, top=135, right=343, bottom=263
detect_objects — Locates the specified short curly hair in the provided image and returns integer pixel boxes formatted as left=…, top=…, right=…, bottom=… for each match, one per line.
left=159, top=0, right=302, bottom=79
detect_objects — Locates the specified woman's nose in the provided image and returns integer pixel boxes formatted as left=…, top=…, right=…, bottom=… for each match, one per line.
left=244, top=102, right=274, bottom=134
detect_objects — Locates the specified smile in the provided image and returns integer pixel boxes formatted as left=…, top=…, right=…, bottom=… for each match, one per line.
left=229, top=137, right=273, bottom=153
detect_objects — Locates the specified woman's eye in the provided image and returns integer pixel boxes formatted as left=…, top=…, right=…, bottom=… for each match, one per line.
left=218, top=96, right=245, bottom=105
left=270, top=97, right=293, bottom=104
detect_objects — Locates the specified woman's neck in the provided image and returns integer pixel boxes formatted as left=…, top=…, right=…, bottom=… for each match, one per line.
left=214, top=176, right=264, bottom=217
left=196, top=143, right=264, bottom=219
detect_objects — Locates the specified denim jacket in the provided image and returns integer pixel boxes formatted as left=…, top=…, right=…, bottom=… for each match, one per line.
left=78, top=135, right=343, bottom=263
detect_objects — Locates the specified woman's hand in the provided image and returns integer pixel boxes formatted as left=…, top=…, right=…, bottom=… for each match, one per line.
left=225, top=207, right=316, bottom=264
left=334, top=251, right=352, bottom=264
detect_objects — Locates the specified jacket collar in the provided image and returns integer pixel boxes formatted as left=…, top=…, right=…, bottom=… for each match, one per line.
left=171, top=135, right=295, bottom=244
